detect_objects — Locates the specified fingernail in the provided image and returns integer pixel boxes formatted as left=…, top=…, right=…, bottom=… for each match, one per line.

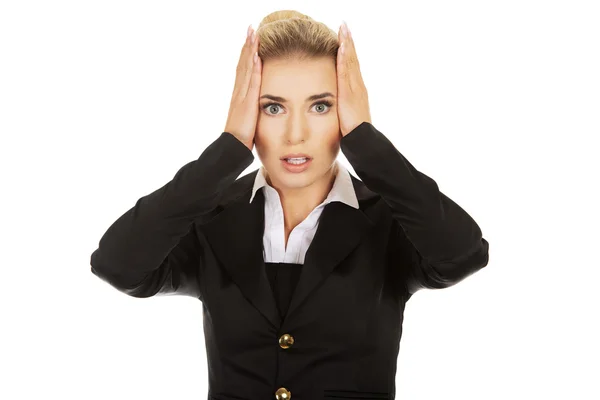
left=247, top=24, right=252, bottom=39
left=341, top=21, right=349, bottom=37
left=252, top=30, right=256, bottom=44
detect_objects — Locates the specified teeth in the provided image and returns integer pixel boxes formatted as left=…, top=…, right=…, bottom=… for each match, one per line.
left=285, top=157, right=308, bottom=165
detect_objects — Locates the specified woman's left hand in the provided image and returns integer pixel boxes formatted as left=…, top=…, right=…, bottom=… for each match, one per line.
left=337, top=21, right=372, bottom=137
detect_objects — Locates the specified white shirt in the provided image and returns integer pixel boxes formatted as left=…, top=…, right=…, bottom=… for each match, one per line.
left=249, top=160, right=359, bottom=264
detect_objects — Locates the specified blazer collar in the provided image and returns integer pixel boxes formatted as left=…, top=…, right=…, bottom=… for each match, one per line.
left=248, top=160, right=360, bottom=210
left=201, top=167, right=379, bottom=329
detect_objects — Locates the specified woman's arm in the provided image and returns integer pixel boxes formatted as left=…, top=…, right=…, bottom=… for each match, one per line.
left=90, top=132, right=254, bottom=298
left=340, top=122, right=490, bottom=296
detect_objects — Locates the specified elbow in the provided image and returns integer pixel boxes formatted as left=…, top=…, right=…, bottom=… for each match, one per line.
left=430, top=237, right=490, bottom=287
left=90, top=249, right=155, bottom=298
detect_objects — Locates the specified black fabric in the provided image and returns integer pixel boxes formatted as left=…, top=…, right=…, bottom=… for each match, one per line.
left=90, top=122, right=490, bottom=399
left=264, top=262, right=303, bottom=319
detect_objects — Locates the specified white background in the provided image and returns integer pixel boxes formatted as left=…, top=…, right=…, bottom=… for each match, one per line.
left=1, top=1, right=598, bottom=399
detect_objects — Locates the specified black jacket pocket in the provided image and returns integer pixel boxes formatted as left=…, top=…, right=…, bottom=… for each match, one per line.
left=324, top=389, right=390, bottom=399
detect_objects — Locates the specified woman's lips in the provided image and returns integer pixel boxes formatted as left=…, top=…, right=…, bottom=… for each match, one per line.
left=281, top=154, right=311, bottom=159
left=281, top=158, right=312, bottom=173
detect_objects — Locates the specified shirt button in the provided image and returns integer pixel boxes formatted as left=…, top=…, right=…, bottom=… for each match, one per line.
left=278, top=333, right=295, bottom=349
left=275, top=387, right=291, bottom=399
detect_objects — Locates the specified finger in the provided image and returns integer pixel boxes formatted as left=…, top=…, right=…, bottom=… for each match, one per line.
left=235, top=25, right=251, bottom=78
left=342, top=26, right=363, bottom=91
left=240, top=29, right=260, bottom=98
left=344, top=27, right=362, bottom=87
left=234, top=25, right=255, bottom=97
left=337, top=26, right=353, bottom=92
left=246, top=36, right=262, bottom=99
left=345, top=29, right=358, bottom=69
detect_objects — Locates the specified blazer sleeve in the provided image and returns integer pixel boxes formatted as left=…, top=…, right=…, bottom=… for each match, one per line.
left=340, top=122, right=490, bottom=296
left=90, top=132, right=254, bottom=298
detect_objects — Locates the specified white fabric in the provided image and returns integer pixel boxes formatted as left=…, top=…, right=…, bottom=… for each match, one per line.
left=249, top=160, right=359, bottom=263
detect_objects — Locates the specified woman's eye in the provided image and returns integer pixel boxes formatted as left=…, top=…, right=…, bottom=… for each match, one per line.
left=263, top=103, right=283, bottom=115
left=262, top=101, right=333, bottom=116
left=313, top=102, right=330, bottom=113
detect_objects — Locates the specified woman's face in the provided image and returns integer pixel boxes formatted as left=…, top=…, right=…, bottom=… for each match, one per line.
left=255, top=56, right=340, bottom=194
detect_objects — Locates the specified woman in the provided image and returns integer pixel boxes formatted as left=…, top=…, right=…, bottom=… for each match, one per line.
left=90, top=10, right=490, bottom=400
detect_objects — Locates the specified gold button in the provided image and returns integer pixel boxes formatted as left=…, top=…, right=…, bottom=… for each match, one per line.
left=278, top=333, right=295, bottom=349
left=275, top=387, right=291, bottom=399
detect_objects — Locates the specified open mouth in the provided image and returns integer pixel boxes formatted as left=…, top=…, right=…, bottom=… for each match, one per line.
left=281, top=157, right=313, bottom=172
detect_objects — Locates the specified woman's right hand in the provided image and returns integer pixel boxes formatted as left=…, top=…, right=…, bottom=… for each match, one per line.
left=224, top=24, right=262, bottom=152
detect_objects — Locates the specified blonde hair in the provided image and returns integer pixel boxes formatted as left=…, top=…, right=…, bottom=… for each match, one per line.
left=256, top=10, right=340, bottom=64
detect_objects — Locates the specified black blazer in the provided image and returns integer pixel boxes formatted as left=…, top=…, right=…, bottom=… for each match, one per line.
left=90, top=121, right=489, bottom=400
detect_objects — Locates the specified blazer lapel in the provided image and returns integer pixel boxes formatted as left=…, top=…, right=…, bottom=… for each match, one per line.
left=201, top=169, right=377, bottom=329
left=285, top=197, right=374, bottom=322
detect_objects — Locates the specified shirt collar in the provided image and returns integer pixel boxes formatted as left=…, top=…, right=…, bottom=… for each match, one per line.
left=249, top=159, right=359, bottom=209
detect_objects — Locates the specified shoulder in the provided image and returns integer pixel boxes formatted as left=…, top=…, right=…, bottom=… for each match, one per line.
left=192, top=168, right=260, bottom=225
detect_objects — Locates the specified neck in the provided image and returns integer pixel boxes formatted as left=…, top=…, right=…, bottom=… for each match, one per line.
left=267, top=163, right=338, bottom=229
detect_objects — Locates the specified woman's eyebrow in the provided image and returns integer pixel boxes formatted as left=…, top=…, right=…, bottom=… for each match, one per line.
left=259, top=92, right=335, bottom=103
